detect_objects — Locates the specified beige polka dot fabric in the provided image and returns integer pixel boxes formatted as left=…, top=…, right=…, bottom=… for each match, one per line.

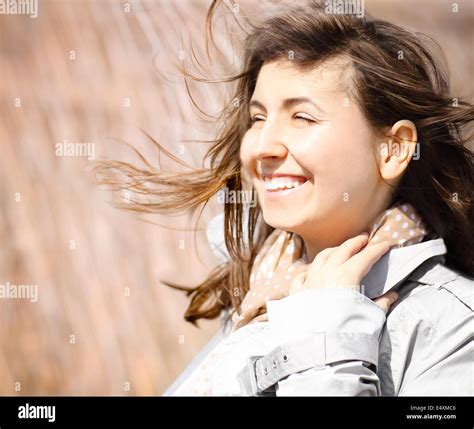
left=231, top=202, right=428, bottom=332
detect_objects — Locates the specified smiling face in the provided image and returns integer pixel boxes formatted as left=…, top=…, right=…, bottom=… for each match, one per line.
left=240, top=59, right=395, bottom=259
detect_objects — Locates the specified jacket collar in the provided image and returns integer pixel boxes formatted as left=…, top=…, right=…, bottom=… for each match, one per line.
left=361, top=238, right=447, bottom=299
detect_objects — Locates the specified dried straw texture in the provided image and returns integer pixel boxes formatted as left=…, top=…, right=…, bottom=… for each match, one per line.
left=0, top=0, right=229, bottom=395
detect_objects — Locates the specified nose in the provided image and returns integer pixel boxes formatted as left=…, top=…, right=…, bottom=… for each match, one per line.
left=254, top=119, right=289, bottom=161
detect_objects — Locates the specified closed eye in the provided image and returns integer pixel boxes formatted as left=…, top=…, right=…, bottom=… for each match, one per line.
left=249, top=113, right=318, bottom=126
left=250, top=115, right=265, bottom=125
left=293, top=113, right=316, bottom=124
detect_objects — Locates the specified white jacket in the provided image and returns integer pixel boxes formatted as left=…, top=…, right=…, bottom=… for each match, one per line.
left=163, top=216, right=473, bottom=396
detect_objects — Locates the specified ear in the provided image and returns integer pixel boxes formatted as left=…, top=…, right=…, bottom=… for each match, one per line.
left=377, top=120, right=418, bottom=182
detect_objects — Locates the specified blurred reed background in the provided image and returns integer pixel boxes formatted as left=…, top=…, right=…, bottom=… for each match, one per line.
left=0, top=0, right=472, bottom=395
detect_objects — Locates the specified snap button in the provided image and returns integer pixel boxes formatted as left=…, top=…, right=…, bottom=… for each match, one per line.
left=263, top=367, right=268, bottom=376
left=283, top=354, right=289, bottom=362
left=272, top=360, right=278, bottom=369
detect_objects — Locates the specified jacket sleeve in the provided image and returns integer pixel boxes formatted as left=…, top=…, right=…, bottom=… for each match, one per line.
left=237, top=287, right=387, bottom=396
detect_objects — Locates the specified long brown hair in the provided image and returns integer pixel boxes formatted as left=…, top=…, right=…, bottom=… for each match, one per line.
left=93, top=1, right=474, bottom=327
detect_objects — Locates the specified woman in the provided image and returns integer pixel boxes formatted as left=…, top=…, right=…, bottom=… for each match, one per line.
left=95, top=1, right=473, bottom=396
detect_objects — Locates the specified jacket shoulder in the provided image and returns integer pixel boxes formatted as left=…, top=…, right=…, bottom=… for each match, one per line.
left=387, top=260, right=473, bottom=335
left=401, top=260, right=473, bottom=311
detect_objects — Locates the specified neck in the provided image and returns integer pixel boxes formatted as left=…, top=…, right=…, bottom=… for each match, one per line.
left=303, top=239, right=327, bottom=263
left=302, top=191, right=396, bottom=262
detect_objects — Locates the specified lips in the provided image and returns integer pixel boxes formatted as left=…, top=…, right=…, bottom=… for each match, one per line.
left=262, top=174, right=309, bottom=193
left=262, top=173, right=309, bottom=181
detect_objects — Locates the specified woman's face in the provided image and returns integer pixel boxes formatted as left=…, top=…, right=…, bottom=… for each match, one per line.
left=240, top=59, right=392, bottom=258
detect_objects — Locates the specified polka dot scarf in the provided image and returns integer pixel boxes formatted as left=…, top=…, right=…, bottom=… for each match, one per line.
left=231, top=202, right=428, bottom=332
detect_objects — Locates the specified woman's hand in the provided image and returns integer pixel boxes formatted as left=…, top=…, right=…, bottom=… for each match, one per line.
left=289, top=232, right=399, bottom=313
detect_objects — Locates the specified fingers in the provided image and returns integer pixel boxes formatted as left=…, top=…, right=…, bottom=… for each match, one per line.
left=307, top=247, right=334, bottom=275
left=327, top=233, right=369, bottom=265
left=314, top=247, right=334, bottom=264
left=373, top=291, right=399, bottom=313
left=345, top=240, right=391, bottom=280
left=289, top=271, right=307, bottom=294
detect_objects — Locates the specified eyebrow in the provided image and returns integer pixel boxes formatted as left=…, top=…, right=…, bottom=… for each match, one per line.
left=249, top=96, right=326, bottom=114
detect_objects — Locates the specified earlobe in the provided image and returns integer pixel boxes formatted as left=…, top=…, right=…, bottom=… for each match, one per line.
left=378, top=120, right=418, bottom=181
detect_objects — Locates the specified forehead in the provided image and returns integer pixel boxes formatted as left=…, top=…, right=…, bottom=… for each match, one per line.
left=252, top=58, right=353, bottom=99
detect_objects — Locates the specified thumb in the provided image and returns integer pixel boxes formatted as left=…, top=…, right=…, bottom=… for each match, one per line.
left=387, top=291, right=398, bottom=305
left=289, top=272, right=307, bottom=294
left=388, top=291, right=399, bottom=304
left=373, top=291, right=399, bottom=313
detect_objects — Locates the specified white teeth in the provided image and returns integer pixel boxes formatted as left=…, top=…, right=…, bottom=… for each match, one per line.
left=264, top=177, right=306, bottom=191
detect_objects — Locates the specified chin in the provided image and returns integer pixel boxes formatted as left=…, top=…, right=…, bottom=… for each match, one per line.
left=262, top=211, right=304, bottom=233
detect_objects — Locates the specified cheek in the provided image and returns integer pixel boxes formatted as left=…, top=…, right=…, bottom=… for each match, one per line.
left=239, top=132, right=254, bottom=170
left=289, top=126, right=346, bottom=177
left=290, top=125, right=377, bottom=195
